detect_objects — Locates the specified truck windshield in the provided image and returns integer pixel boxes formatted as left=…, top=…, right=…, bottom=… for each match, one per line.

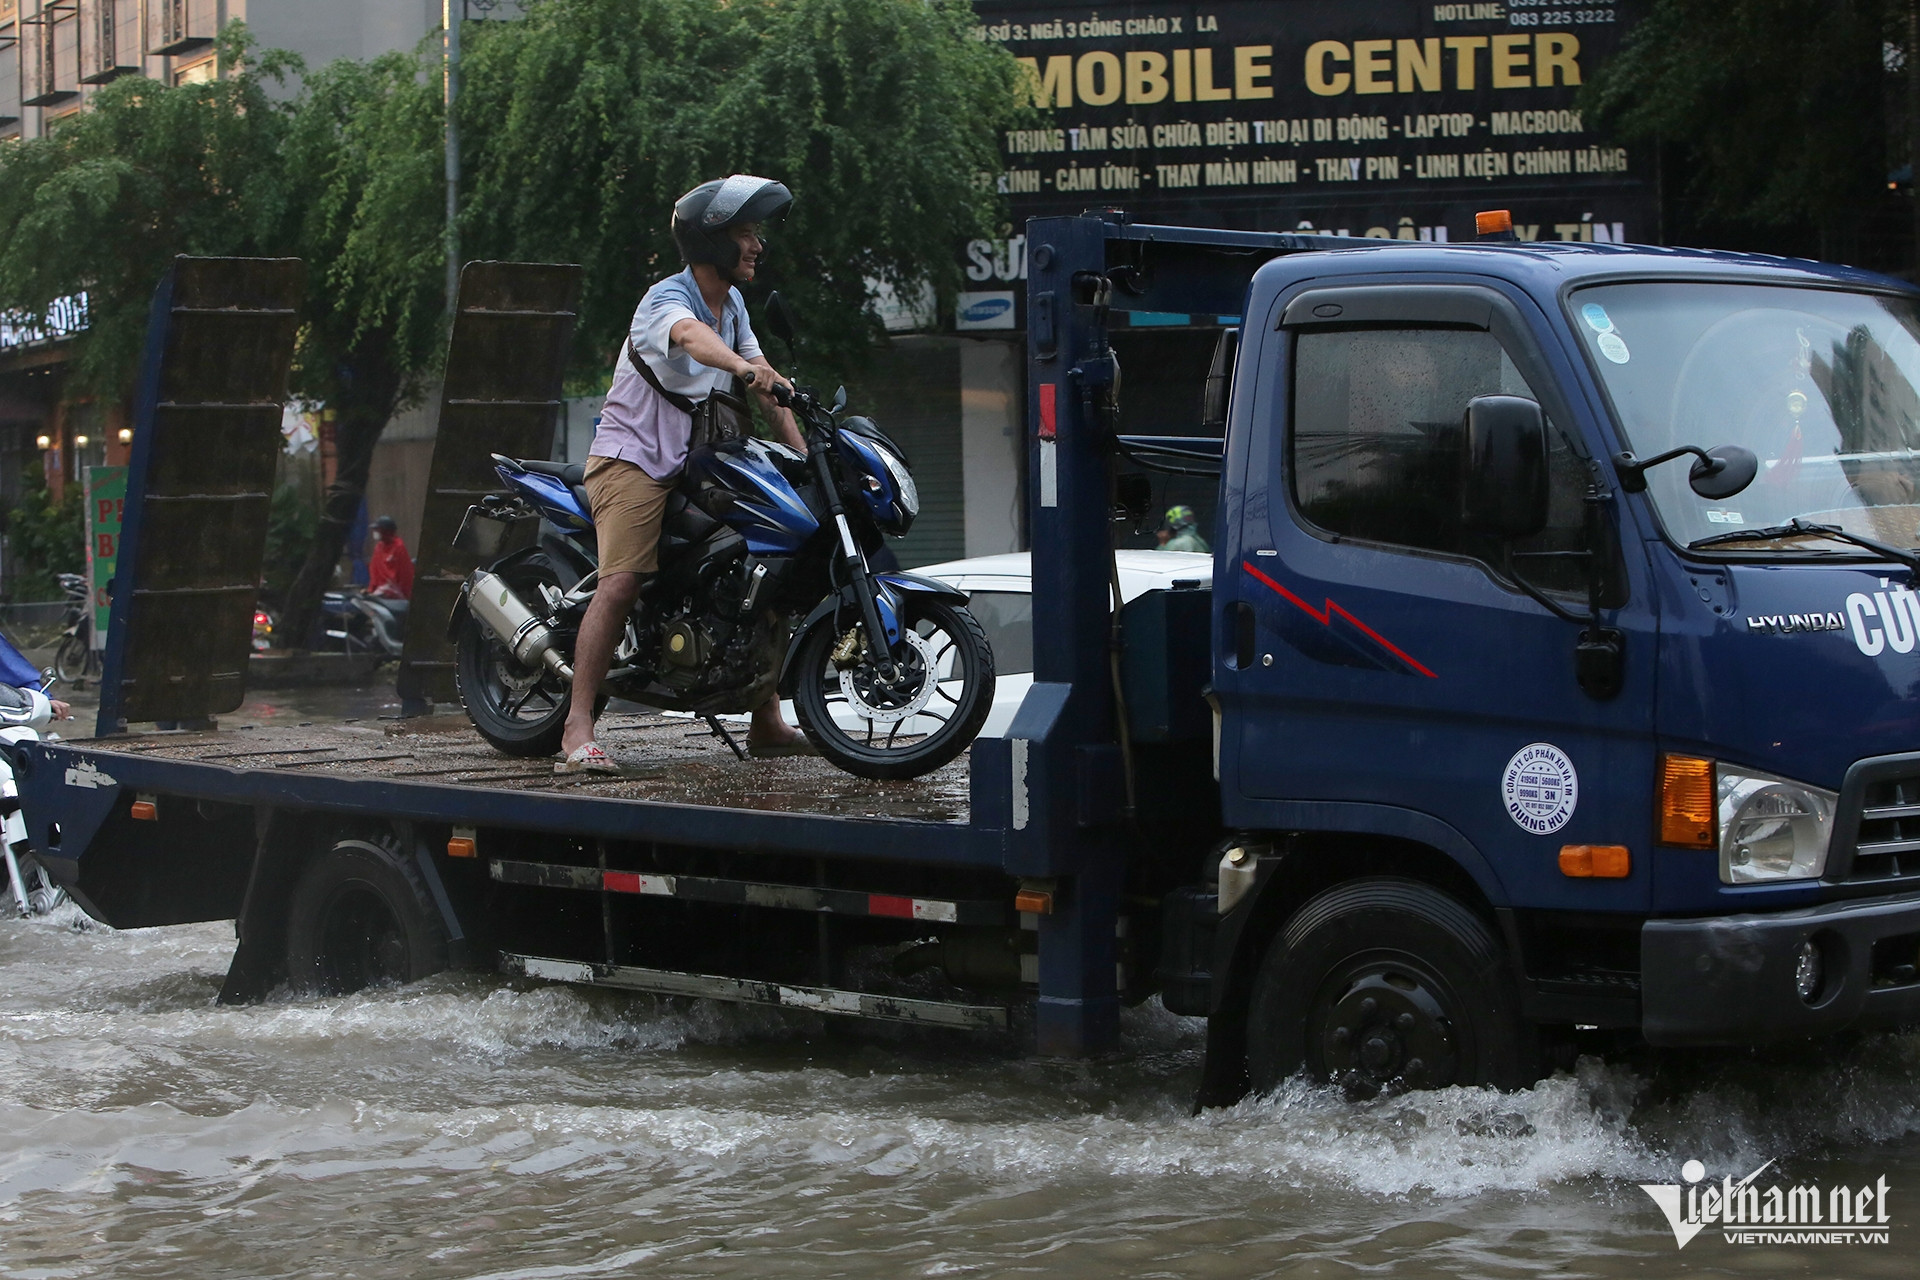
left=1573, top=281, right=1920, bottom=554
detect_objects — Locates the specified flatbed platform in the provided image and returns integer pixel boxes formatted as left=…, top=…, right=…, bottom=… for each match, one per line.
left=24, top=712, right=996, bottom=874
left=92, top=713, right=971, bottom=822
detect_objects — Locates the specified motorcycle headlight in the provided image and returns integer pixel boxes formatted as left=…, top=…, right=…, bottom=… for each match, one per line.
left=1717, top=766, right=1836, bottom=884
left=877, top=445, right=918, bottom=518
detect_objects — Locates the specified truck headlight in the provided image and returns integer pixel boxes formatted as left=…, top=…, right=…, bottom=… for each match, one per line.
left=1717, top=766, right=1836, bottom=884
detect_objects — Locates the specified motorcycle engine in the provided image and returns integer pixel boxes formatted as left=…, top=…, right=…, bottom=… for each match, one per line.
left=660, top=617, right=711, bottom=670
left=651, top=560, right=766, bottom=695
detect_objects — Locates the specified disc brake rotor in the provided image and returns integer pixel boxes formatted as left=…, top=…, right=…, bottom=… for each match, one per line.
left=837, top=629, right=939, bottom=725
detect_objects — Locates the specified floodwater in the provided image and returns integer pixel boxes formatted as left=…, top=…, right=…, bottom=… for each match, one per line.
left=2, top=907, right=1919, bottom=1278
left=13, top=680, right=1920, bottom=1275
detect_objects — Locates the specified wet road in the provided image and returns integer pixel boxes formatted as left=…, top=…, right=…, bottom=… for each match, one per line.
left=2, top=903, right=1919, bottom=1278
left=9, top=681, right=1920, bottom=1276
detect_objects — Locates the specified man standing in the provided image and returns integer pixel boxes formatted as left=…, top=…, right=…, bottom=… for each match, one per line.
left=558, top=175, right=809, bottom=774
left=367, top=515, right=414, bottom=600
left=1155, top=504, right=1210, bottom=553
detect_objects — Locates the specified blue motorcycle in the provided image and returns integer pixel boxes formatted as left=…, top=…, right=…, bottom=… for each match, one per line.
left=449, top=351, right=995, bottom=780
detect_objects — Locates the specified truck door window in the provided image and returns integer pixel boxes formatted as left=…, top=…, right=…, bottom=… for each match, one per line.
left=964, top=591, right=1034, bottom=675
left=1290, top=326, right=1589, bottom=590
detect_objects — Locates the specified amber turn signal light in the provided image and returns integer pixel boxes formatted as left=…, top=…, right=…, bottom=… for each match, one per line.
left=1559, top=844, right=1630, bottom=878
left=1014, top=889, right=1053, bottom=915
left=1659, top=754, right=1716, bottom=848
left=1475, top=208, right=1514, bottom=238
left=447, top=825, right=478, bottom=859
left=129, top=797, right=157, bottom=821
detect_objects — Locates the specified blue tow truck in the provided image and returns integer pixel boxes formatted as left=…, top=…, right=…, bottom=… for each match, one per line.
left=11, top=215, right=1920, bottom=1102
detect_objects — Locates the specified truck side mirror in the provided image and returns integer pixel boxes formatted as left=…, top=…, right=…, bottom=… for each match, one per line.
left=1199, top=328, right=1238, bottom=433
left=1459, top=394, right=1548, bottom=538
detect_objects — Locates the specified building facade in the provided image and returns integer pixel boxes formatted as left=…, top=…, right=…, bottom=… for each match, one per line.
left=0, top=1, right=450, bottom=593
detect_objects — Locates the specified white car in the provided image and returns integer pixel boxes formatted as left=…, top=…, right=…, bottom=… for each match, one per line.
left=910, top=550, right=1214, bottom=738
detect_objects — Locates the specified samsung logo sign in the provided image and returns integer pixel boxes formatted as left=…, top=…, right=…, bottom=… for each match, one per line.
left=955, top=291, right=1016, bottom=330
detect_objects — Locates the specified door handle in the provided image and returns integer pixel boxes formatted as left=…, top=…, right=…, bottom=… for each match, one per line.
left=1230, top=600, right=1256, bottom=669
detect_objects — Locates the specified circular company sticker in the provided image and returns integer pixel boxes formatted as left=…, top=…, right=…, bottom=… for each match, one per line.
left=1581, top=302, right=1614, bottom=333
left=1597, top=331, right=1630, bottom=364
left=1502, top=742, right=1579, bottom=835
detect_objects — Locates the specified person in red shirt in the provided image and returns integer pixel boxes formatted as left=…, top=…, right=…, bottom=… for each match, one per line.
left=367, top=515, right=414, bottom=600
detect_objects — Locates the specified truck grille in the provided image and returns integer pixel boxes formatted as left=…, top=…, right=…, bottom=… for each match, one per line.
left=1849, top=774, right=1920, bottom=882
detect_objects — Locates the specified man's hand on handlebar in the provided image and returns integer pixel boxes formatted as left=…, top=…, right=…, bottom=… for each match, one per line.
left=739, top=361, right=793, bottom=398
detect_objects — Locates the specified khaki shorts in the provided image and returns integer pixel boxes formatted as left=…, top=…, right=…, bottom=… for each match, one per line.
left=583, top=455, right=673, bottom=575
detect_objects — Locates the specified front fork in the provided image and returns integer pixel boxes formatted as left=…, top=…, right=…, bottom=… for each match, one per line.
left=808, top=443, right=893, bottom=672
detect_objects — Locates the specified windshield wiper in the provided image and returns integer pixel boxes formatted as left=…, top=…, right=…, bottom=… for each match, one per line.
left=1689, top=517, right=1920, bottom=574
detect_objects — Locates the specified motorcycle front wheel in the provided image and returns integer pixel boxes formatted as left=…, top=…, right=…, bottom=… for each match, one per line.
left=455, top=554, right=602, bottom=757
left=792, top=595, right=995, bottom=780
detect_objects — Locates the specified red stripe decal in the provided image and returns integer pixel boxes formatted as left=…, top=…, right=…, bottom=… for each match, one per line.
left=1038, top=383, right=1057, bottom=440
left=603, top=871, right=643, bottom=894
left=868, top=894, right=915, bottom=919
left=1241, top=561, right=1438, bottom=679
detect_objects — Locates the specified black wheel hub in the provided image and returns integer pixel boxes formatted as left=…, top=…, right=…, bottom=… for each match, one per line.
left=1317, top=970, right=1458, bottom=1091
left=316, top=884, right=407, bottom=995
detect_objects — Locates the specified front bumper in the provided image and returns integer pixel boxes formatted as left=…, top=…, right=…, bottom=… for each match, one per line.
left=1642, top=891, right=1920, bottom=1045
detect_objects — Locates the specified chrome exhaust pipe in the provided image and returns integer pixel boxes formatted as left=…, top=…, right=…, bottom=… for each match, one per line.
left=466, top=570, right=574, bottom=682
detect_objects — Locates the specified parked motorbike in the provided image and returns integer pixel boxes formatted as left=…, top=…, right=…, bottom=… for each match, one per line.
left=50, top=572, right=100, bottom=687
left=1, top=683, right=67, bottom=917
left=449, top=333, right=994, bottom=780
left=320, top=589, right=406, bottom=661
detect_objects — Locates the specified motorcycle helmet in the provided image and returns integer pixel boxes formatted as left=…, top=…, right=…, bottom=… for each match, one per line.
left=1162, top=504, right=1197, bottom=532
left=373, top=515, right=398, bottom=535
left=671, top=175, right=793, bottom=272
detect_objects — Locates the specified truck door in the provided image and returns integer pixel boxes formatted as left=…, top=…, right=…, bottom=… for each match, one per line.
left=1217, top=281, right=1657, bottom=911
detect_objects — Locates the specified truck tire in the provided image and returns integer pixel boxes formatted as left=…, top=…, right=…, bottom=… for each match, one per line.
left=1244, top=877, right=1538, bottom=1096
left=285, top=838, right=449, bottom=996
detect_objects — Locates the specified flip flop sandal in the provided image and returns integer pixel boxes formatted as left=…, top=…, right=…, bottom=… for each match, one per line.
left=747, top=737, right=819, bottom=760
left=555, top=742, right=621, bottom=774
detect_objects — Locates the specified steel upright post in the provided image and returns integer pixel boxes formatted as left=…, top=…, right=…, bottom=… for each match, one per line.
left=1020, top=215, right=1124, bottom=1056
left=443, top=1, right=461, bottom=315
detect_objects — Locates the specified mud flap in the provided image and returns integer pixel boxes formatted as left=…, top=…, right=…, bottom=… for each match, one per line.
left=1195, top=1010, right=1251, bottom=1111
left=218, top=808, right=306, bottom=1004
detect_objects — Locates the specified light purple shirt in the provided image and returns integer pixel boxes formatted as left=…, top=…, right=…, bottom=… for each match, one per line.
left=591, top=268, right=763, bottom=480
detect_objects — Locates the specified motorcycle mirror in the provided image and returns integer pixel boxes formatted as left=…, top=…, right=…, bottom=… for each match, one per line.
left=832, top=385, right=848, bottom=413
left=766, top=291, right=799, bottom=349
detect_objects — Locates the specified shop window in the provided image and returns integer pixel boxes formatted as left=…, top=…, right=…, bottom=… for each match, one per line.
left=171, top=55, right=214, bottom=85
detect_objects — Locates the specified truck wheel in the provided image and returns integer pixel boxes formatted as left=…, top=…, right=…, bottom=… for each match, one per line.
left=285, top=838, right=449, bottom=996
left=1244, top=877, right=1537, bottom=1096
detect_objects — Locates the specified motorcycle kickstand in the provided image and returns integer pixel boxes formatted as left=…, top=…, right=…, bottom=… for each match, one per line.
left=701, top=715, right=749, bottom=762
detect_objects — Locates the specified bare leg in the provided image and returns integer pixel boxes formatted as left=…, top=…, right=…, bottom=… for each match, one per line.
left=746, top=692, right=801, bottom=749
left=561, top=571, right=642, bottom=755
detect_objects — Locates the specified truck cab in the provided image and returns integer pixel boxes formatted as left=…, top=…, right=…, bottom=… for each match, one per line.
left=1186, top=235, right=1920, bottom=1098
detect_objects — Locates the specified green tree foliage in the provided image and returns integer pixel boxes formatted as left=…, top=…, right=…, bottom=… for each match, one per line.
left=0, top=3, right=1021, bottom=648
left=457, top=0, right=1024, bottom=378
left=2, top=468, right=85, bottom=601
left=0, top=30, right=447, bottom=646
left=0, top=31, right=300, bottom=394
left=273, top=51, right=451, bottom=645
left=1584, top=0, right=1899, bottom=261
